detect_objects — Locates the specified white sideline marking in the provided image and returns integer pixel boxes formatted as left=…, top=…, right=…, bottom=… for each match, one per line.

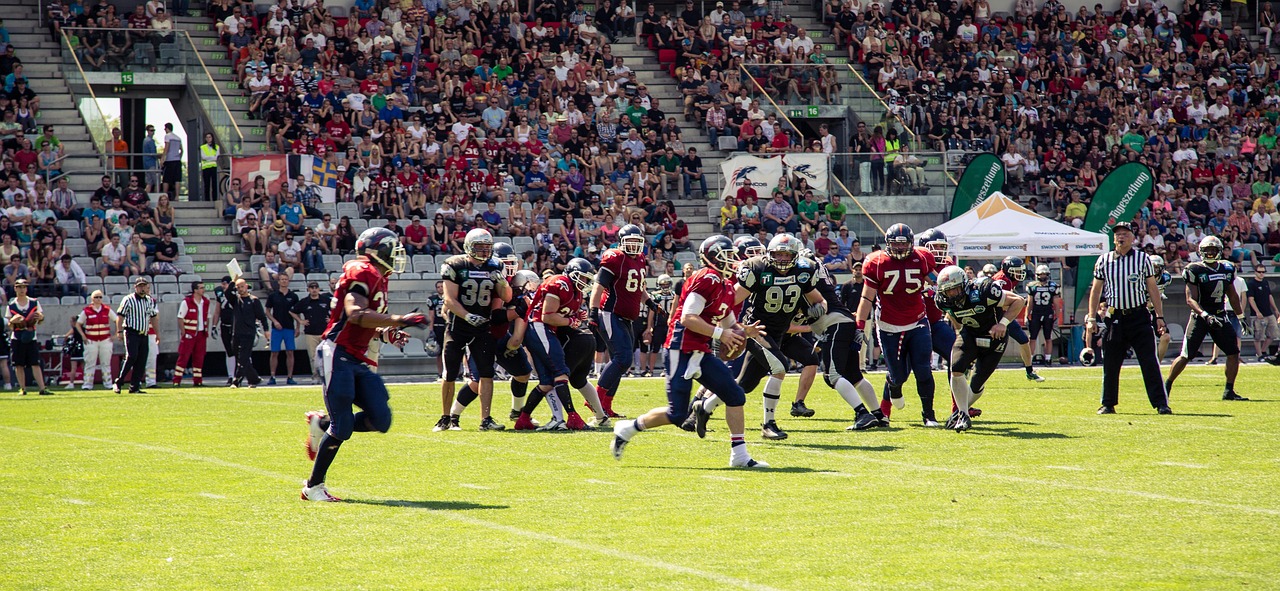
left=63, top=498, right=90, bottom=505
left=199, top=492, right=227, bottom=499
left=702, top=475, right=740, bottom=482
left=1044, top=466, right=1085, bottom=471
left=458, top=483, right=491, bottom=490
left=1156, top=462, right=1209, bottom=469
left=0, top=426, right=787, bottom=591
left=584, top=479, right=617, bottom=485
left=817, top=471, right=854, bottom=478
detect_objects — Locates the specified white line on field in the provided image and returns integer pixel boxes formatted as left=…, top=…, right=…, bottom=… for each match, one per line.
left=1044, top=466, right=1085, bottom=471
left=458, top=483, right=491, bottom=490
left=63, top=498, right=90, bottom=505
left=0, top=425, right=787, bottom=591
left=584, top=479, right=617, bottom=485
left=1156, top=462, right=1209, bottom=469
left=199, top=492, right=227, bottom=499
left=702, top=475, right=740, bottom=482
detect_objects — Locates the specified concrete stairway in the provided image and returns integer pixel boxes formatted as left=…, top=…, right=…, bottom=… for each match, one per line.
left=0, top=0, right=107, bottom=195
left=173, top=15, right=270, bottom=154
left=173, top=200, right=249, bottom=276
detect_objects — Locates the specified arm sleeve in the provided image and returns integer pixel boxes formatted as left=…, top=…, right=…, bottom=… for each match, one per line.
left=682, top=292, right=707, bottom=316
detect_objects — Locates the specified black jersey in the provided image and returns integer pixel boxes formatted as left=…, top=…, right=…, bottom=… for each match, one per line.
left=214, top=286, right=235, bottom=327
left=935, top=277, right=1007, bottom=334
left=812, top=261, right=853, bottom=318
left=441, top=254, right=508, bottom=321
left=1183, top=260, right=1236, bottom=315
left=736, top=255, right=820, bottom=337
left=427, top=293, right=446, bottom=319
left=1026, top=280, right=1060, bottom=317
left=649, top=288, right=675, bottom=329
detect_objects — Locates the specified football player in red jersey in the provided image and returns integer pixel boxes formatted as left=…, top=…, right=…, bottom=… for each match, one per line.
left=612, top=236, right=769, bottom=468
left=855, top=223, right=941, bottom=427
left=514, top=257, right=597, bottom=431
left=990, top=256, right=1045, bottom=382
left=589, top=224, right=649, bottom=417
left=301, top=227, right=428, bottom=502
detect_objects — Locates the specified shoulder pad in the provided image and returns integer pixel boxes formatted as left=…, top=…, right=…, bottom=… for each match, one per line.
left=795, top=258, right=814, bottom=269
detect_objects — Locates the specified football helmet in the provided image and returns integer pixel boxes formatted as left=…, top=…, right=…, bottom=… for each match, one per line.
left=1198, top=235, right=1223, bottom=262
left=917, top=228, right=949, bottom=259
left=1001, top=256, right=1026, bottom=282
left=1149, top=254, right=1165, bottom=274
left=734, top=235, right=766, bottom=259
left=618, top=224, right=646, bottom=256
left=493, top=242, right=519, bottom=278
left=356, top=227, right=407, bottom=273
left=565, top=257, right=595, bottom=293
left=935, top=265, right=969, bottom=309
left=1035, top=264, right=1051, bottom=281
left=884, top=223, right=914, bottom=259
left=700, top=235, right=739, bottom=275
left=656, top=273, right=673, bottom=292
left=982, top=263, right=997, bottom=277
left=464, top=228, right=494, bottom=263
left=767, top=234, right=802, bottom=271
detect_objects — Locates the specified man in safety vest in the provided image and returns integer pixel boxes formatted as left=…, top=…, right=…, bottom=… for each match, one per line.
left=200, top=132, right=219, bottom=202
left=75, top=289, right=117, bottom=389
left=174, top=281, right=213, bottom=386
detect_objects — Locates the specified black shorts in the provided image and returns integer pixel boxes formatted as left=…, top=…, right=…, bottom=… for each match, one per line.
left=0, top=337, right=10, bottom=359
left=1027, top=314, right=1055, bottom=341
left=817, top=320, right=863, bottom=388
left=442, top=324, right=496, bottom=382
left=737, top=332, right=819, bottom=394
left=634, top=321, right=651, bottom=353
left=10, top=339, right=40, bottom=367
left=1181, top=314, right=1240, bottom=357
left=951, top=331, right=1007, bottom=393
left=162, top=160, right=181, bottom=184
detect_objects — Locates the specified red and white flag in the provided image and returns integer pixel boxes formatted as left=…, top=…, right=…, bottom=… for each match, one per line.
left=230, top=155, right=288, bottom=195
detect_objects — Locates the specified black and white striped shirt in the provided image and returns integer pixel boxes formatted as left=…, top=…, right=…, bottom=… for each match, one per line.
left=116, top=292, right=159, bottom=332
left=1093, top=247, right=1155, bottom=310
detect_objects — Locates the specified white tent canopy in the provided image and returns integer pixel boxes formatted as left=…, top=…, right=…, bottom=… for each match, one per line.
left=935, top=192, right=1109, bottom=258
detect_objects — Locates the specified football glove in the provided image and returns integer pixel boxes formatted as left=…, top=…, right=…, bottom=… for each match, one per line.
left=399, top=312, right=429, bottom=328
left=1203, top=314, right=1224, bottom=329
left=806, top=301, right=826, bottom=322
left=589, top=308, right=602, bottom=329
left=853, top=326, right=866, bottom=348
left=383, top=328, right=410, bottom=347
left=464, top=313, right=488, bottom=327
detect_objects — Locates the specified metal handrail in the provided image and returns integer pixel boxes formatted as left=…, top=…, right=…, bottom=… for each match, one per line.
left=58, top=29, right=109, bottom=175
left=842, top=62, right=959, bottom=187
left=738, top=64, right=884, bottom=235
left=180, top=30, right=245, bottom=152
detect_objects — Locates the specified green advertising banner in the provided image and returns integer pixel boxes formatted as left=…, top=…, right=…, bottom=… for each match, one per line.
left=949, top=153, right=1006, bottom=219
left=1073, top=162, right=1155, bottom=308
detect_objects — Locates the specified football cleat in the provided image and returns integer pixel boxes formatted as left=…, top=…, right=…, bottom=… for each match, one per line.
left=588, top=415, right=611, bottom=429
left=512, top=413, right=538, bottom=431
left=610, top=435, right=629, bottom=460
left=944, top=411, right=961, bottom=429
left=479, top=417, right=506, bottom=431
left=874, top=410, right=890, bottom=428
left=848, top=412, right=880, bottom=431
left=922, top=416, right=941, bottom=428
left=536, top=418, right=568, bottom=431
left=509, top=409, right=523, bottom=421
left=565, top=412, right=589, bottom=430
left=694, top=399, right=712, bottom=439
left=1097, top=405, right=1116, bottom=415
left=790, top=401, right=815, bottom=417
left=300, top=481, right=341, bottom=502
left=761, top=421, right=788, bottom=440
left=953, top=413, right=971, bottom=433
left=305, top=411, right=327, bottom=461
left=1026, top=371, right=1045, bottom=382
left=432, top=415, right=452, bottom=432
left=729, top=456, right=769, bottom=468
left=968, top=408, right=983, bottom=418
left=1156, top=406, right=1174, bottom=415
left=448, top=416, right=462, bottom=431
left=1222, top=391, right=1250, bottom=401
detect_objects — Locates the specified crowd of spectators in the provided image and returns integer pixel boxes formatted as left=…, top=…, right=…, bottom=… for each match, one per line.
left=830, top=0, right=1280, bottom=270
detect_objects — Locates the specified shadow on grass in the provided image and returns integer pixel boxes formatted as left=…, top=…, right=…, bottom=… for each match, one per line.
left=965, top=427, right=1072, bottom=439
left=344, top=499, right=508, bottom=510
left=1117, top=412, right=1233, bottom=417
left=772, top=443, right=899, bottom=452
left=634, top=465, right=826, bottom=474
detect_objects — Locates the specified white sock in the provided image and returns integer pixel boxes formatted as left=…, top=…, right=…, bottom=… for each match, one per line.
left=594, top=362, right=604, bottom=374
left=950, top=374, right=972, bottom=414
left=449, top=400, right=465, bottom=416
left=226, top=356, right=235, bottom=377
left=544, top=388, right=565, bottom=422
left=703, top=394, right=723, bottom=413
left=512, top=395, right=526, bottom=412
left=763, top=377, right=783, bottom=423
left=577, top=383, right=605, bottom=419
left=616, top=418, right=640, bottom=440
left=730, top=433, right=749, bottom=462
left=971, top=386, right=985, bottom=405
left=855, top=379, right=878, bottom=410
left=834, top=377, right=879, bottom=411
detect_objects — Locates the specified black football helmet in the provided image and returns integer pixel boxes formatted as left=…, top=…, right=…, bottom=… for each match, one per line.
left=618, top=224, right=645, bottom=256
left=493, top=242, right=519, bottom=278
left=1000, top=256, right=1026, bottom=282
left=700, top=235, right=739, bottom=275
left=916, top=228, right=948, bottom=259
left=356, top=227, right=407, bottom=273
left=565, top=257, right=595, bottom=293
left=885, top=223, right=914, bottom=259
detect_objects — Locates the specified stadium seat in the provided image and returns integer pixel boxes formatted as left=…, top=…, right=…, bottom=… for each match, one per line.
left=322, top=255, right=343, bottom=270
left=1166, top=323, right=1185, bottom=343
left=377, top=343, right=404, bottom=359
left=412, top=255, right=435, bottom=273
left=306, top=272, right=327, bottom=283
left=58, top=221, right=81, bottom=238
left=66, top=239, right=88, bottom=257
left=60, top=296, right=82, bottom=305
left=403, top=338, right=428, bottom=357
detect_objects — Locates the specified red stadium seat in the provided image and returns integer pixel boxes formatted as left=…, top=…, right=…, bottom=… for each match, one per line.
left=658, top=49, right=676, bottom=63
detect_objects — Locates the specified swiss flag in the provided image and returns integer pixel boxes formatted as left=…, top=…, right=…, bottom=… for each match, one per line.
left=230, top=155, right=288, bottom=195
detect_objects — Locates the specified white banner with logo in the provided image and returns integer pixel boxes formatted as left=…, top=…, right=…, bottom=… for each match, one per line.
left=782, top=153, right=829, bottom=194
left=721, top=154, right=785, bottom=199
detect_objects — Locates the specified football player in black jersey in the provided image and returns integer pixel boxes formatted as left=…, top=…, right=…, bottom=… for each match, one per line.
left=934, top=265, right=1026, bottom=432
left=1026, top=264, right=1061, bottom=365
left=1165, top=237, right=1248, bottom=401
left=700, top=234, right=825, bottom=440
left=427, top=281, right=446, bottom=379
left=435, top=229, right=512, bottom=432
left=808, top=253, right=886, bottom=431
left=1149, top=254, right=1174, bottom=360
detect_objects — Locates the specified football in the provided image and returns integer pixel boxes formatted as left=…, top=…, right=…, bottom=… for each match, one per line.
left=8, top=317, right=25, bottom=331
left=716, top=328, right=747, bottom=361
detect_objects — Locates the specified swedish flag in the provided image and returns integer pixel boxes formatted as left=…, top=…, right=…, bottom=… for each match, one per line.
left=311, top=158, right=339, bottom=191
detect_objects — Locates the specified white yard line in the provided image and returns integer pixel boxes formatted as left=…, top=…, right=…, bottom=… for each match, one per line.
left=0, top=425, right=787, bottom=591
left=63, top=498, right=91, bottom=505
left=457, top=483, right=491, bottom=490
left=1155, top=462, right=1210, bottom=469
left=198, top=492, right=227, bottom=499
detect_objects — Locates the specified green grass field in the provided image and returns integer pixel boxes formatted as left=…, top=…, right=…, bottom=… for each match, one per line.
left=3, top=365, right=1279, bottom=590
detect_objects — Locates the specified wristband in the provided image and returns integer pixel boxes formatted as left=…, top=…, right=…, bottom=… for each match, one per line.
left=712, top=327, right=724, bottom=340
left=1155, top=316, right=1164, bottom=320
left=1200, top=311, right=1209, bottom=319
left=999, top=317, right=1011, bottom=326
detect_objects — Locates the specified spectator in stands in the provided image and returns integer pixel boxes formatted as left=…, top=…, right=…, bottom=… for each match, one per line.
left=54, top=254, right=87, bottom=298
left=278, top=232, right=304, bottom=274
left=763, top=191, right=797, bottom=234
left=300, top=228, right=324, bottom=274
left=258, top=250, right=293, bottom=290
left=314, top=213, right=337, bottom=254
left=2, top=253, right=25, bottom=297
left=335, top=216, right=356, bottom=254
left=719, top=196, right=740, bottom=234
left=149, top=232, right=179, bottom=276
left=278, top=190, right=305, bottom=234
left=99, top=232, right=129, bottom=278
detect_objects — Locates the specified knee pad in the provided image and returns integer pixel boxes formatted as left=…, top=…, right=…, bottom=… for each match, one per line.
left=328, top=414, right=355, bottom=441
left=370, top=407, right=393, bottom=433
left=822, top=366, right=838, bottom=389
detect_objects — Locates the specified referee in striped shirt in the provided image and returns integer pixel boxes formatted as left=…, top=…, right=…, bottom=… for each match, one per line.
left=1087, top=222, right=1171, bottom=415
left=115, top=276, right=160, bottom=394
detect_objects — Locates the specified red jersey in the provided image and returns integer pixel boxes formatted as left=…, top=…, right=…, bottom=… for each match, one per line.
left=990, top=271, right=1015, bottom=292
left=861, top=246, right=936, bottom=330
left=665, top=268, right=737, bottom=353
left=526, top=274, right=583, bottom=325
left=323, top=258, right=390, bottom=366
left=598, top=248, right=648, bottom=319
